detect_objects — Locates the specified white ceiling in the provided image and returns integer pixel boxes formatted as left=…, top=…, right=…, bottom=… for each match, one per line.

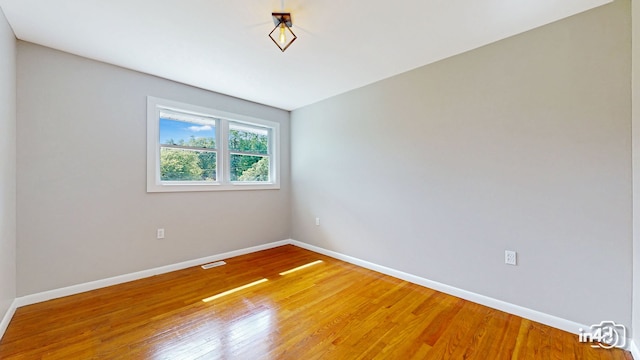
left=0, top=0, right=611, bottom=111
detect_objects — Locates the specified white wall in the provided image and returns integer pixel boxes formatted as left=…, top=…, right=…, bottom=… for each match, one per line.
left=16, top=42, right=291, bottom=296
left=0, top=7, right=16, bottom=323
left=291, top=0, right=631, bottom=329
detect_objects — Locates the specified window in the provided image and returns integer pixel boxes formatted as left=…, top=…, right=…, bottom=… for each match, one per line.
left=158, top=110, right=218, bottom=182
left=228, top=122, right=271, bottom=182
left=147, top=97, right=280, bottom=192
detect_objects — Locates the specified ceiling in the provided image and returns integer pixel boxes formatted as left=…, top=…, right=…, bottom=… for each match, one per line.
left=0, top=0, right=612, bottom=111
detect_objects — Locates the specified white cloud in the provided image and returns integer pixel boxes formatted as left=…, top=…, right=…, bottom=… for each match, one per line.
left=188, top=125, right=213, bottom=132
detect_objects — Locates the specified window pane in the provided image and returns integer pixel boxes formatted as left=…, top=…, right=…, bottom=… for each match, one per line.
left=160, top=147, right=217, bottom=182
left=160, top=117, right=216, bottom=149
left=228, top=123, right=268, bottom=154
left=230, top=154, right=269, bottom=182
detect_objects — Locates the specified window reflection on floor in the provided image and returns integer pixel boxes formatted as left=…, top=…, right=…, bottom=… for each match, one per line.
left=150, top=307, right=275, bottom=359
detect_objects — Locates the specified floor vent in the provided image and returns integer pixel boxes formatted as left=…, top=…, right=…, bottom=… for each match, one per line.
left=201, top=261, right=226, bottom=269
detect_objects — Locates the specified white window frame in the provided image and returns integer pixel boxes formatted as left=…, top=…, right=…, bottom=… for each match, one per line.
left=147, top=96, right=280, bottom=192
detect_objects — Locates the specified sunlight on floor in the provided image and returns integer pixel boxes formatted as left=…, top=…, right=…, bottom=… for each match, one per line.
left=202, top=278, right=269, bottom=302
left=201, top=259, right=323, bottom=303
left=278, top=260, right=323, bottom=276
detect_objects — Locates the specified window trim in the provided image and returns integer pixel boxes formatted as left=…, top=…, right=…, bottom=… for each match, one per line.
left=147, top=96, right=280, bottom=192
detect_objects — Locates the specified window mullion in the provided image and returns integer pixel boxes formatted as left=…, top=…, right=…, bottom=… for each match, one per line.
left=220, top=119, right=230, bottom=185
left=228, top=150, right=269, bottom=157
left=160, top=144, right=217, bottom=152
left=268, top=128, right=274, bottom=183
left=155, top=106, right=163, bottom=185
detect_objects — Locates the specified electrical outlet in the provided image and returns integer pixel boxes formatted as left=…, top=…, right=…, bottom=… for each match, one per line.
left=315, top=217, right=320, bottom=226
left=505, top=250, right=517, bottom=265
left=157, top=228, right=165, bottom=239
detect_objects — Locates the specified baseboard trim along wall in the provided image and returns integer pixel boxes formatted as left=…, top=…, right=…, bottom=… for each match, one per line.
left=630, top=340, right=639, bottom=359
left=288, top=240, right=594, bottom=337
left=14, top=239, right=291, bottom=307
left=6, top=239, right=632, bottom=354
left=0, top=300, right=17, bottom=341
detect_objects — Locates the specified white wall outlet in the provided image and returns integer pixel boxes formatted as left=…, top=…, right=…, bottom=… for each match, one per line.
left=315, top=217, right=320, bottom=226
left=505, top=250, right=517, bottom=265
left=157, top=228, right=165, bottom=239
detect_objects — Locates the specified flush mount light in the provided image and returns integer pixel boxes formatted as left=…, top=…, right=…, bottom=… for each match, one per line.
left=269, top=12, right=297, bottom=52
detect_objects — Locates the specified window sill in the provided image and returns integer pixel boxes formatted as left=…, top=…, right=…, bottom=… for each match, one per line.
left=147, top=182, right=280, bottom=193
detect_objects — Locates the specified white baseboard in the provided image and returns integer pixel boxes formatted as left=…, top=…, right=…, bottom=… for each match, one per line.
left=630, top=340, right=639, bottom=359
left=15, top=240, right=291, bottom=307
left=290, top=240, right=594, bottom=337
left=0, top=299, right=17, bottom=341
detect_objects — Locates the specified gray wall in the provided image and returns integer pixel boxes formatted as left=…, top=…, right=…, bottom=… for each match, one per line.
left=16, top=42, right=291, bottom=296
left=632, top=0, right=640, bottom=346
left=291, top=0, right=631, bottom=329
left=0, top=8, right=16, bottom=319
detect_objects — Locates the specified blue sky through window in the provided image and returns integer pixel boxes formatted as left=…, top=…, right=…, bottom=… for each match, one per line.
left=160, top=118, right=216, bottom=145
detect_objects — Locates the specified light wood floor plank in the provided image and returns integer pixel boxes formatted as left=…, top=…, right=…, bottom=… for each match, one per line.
left=0, top=245, right=631, bottom=359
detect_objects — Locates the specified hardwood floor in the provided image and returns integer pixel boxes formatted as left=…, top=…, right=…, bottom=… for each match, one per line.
left=0, top=245, right=632, bottom=359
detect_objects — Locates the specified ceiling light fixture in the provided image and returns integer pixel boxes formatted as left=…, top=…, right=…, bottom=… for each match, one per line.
left=269, top=12, right=297, bottom=52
